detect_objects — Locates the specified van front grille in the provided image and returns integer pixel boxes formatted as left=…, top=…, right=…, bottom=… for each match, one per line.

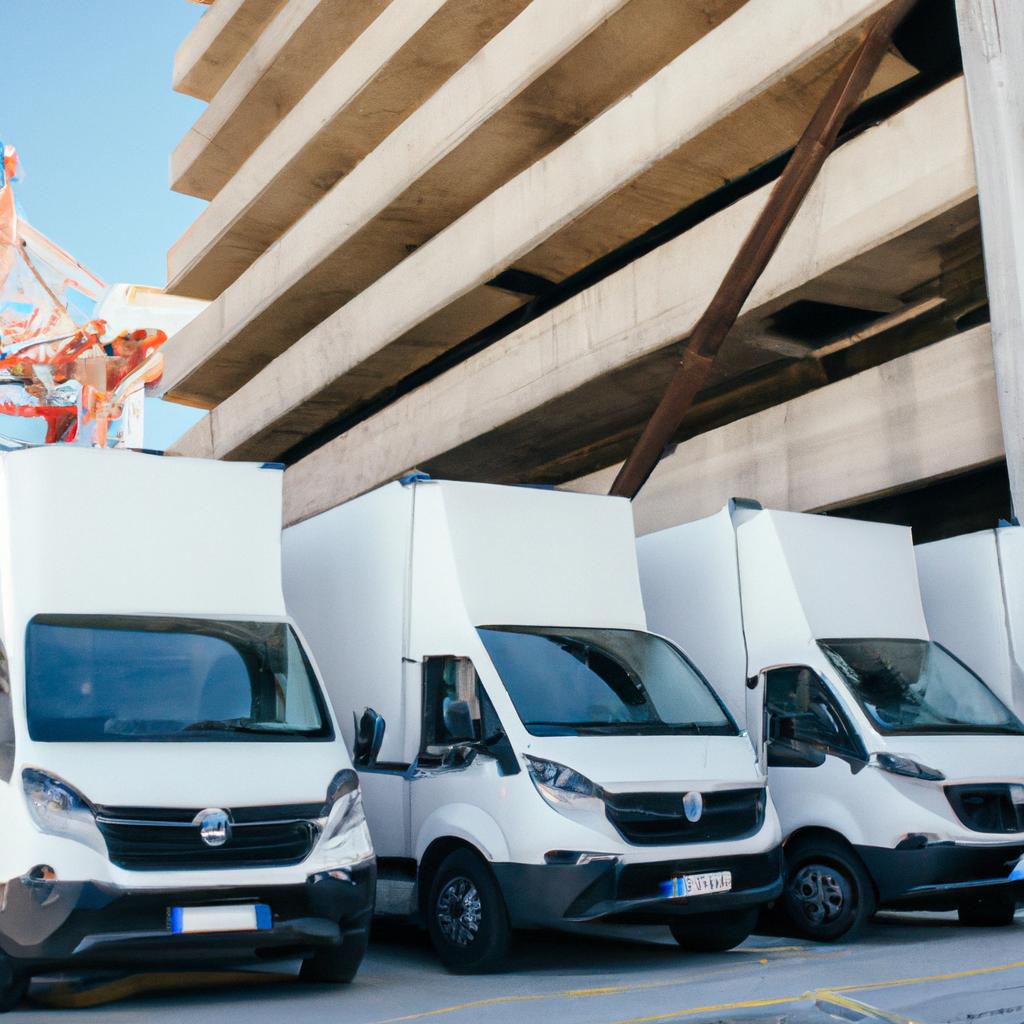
left=93, top=804, right=321, bottom=871
left=945, top=785, right=1024, bottom=834
left=604, top=788, right=765, bottom=846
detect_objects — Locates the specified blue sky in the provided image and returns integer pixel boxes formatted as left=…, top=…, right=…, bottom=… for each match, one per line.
left=5, top=0, right=210, bottom=449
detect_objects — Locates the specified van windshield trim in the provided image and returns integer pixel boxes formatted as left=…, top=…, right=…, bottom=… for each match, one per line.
left=25, top=614, right=334, bottom=743
left=819, top=637, right=1024, bottom=737
left=478, top=624, right=738, bottom=738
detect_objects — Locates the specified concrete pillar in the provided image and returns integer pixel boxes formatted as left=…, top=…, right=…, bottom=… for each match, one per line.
left=956, top=0, right=1024, bottom=517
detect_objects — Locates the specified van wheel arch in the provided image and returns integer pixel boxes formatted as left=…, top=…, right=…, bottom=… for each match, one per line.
left=784, top=828, right=878, bottom=890
left=418, top=837, right=490, bottom=918
left=781, top=829, right=878, bottom=941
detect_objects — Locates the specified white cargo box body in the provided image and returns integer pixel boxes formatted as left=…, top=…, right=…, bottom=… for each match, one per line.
left=284, top=479, right=647, bottom=766
left=916, top=527, right=1024, bottom=716
left=0, top=446, right=285, bottom=630
left=639, top=506, right=928, bottom=726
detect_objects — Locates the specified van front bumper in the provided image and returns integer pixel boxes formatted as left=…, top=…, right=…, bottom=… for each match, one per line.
left=0, top=860, right=375, bottom=969
left=492, top=848, right=783, bottom=928
left=856, top=840, right=1024, bottom=910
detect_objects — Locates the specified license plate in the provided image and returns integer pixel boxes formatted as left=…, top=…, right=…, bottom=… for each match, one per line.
left=662, top=870, right=733, bottom=899
left=169, top=904, right=271, bottom=934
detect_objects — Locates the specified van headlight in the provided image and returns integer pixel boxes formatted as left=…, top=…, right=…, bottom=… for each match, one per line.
left=22, top=769, right=107, bottom=855
left=872, top=753, right=945, bottom=782
left=317, top=769, right=374, bottom=865
left=525, top=756, right=606, bottom=818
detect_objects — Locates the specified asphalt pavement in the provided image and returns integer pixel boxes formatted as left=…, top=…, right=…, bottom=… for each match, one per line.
left=9, top=912, right=1024, bottom=1023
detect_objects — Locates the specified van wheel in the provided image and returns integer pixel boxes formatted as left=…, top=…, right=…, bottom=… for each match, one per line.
left=781, top=837, right=875, bottom=942
left=426, top=849, right=511, bottom=974
left=958, top=895, right=1017, bottom=927
left=0, top=955, right=27, bottom=1013
left=669, top=908, right=757, bottom=952
left=300, top=930, right=369, bottom=983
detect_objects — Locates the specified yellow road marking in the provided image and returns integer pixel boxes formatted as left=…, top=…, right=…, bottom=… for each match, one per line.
left=833, top=958, right=1024, bottom=995
left=29, top=945, right=1020, bottom=1020
left=740, top=945, right=814, bottom=954
left=814, top=991, right=921, bottom=1024
left=29, top=970, right=293, bottom=1009
left=370, top=951, right=842, bottom=1024
left=610, top=959, right=1024, bottom=1024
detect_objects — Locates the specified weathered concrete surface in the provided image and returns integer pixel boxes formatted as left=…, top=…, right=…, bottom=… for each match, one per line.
left=246, top=79, right=976, bottom=525
left=173, top=0, right=287, bottom=102
left=170, top=0, right=392, bottom=201
left=162, top=0, right=755, bottom=405
left=166, top=0, right=904, bottom=447
left=566, top=324, right=1001, bottom=536
left=956, top=0, right=1024, bottom=517
left=167, top=0, right=532, bottom=300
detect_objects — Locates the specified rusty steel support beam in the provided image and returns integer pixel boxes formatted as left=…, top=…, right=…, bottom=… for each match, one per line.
left=609, top=0, right=918, bottom=500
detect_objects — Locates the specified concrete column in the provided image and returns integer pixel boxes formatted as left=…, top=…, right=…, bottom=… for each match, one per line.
left=956, top=0, right=1024, bottom=517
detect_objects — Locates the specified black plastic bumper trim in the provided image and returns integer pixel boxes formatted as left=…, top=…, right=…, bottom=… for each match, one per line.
left=854, top=841, right=1024, bottom=909
left=0, top=859, right=375, bottom=970
left=492, top=847, right=782, bottom=928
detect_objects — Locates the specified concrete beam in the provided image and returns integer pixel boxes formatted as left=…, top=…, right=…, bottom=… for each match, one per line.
left=274, top=79, right=977, bottom=526
left=170, top=0, right=392, bottom=201
left=167, top=0, right=532, bottom=300
left=565, top=325, right=1001, bottom=535
left=163, top=0, right=716, bottom=401
left=173, top=0, right=287, bottom=102
left=168, top=0, right=900, bottom=444
left=956, top=0, right=1024, bottom=518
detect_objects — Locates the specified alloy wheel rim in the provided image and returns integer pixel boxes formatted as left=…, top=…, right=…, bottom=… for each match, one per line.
left=436, top=876, right=482, bottom=946
left=790, top=863, right=846, bottom=925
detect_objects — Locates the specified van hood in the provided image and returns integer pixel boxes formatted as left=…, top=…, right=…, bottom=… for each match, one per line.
left=517, top=733, right=762, bottom=792
left=21, top=742, right=346, bottom=809
left=876, top=733, right=1024, bottom=784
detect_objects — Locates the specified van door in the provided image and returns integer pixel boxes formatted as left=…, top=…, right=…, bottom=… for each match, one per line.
left=409, top=654, right=510, bottom=855
left=763, top=665, right=865, bottom=771
left=761, top=664, right=875, bottom=940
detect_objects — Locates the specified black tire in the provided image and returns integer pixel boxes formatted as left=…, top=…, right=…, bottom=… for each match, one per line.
left=0, top=955, right=27, bottom=1014
left=781, top=836, right=876, bottom=942
left=958, top=894, right=1018, bottom=927
left=300, top=930, right=369, bottom=984
left=669, top=908, right=758, bottom=952
left=426, top=849, right=511, bottom=974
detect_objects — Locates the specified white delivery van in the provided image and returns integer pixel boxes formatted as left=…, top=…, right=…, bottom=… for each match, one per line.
left=0, top=447, right=374, bottom=1010
left=639, top=500, right=1024, bottom=943
left=916, top=525, right=1024, bottom=719
left=283, top=477, right=782, bottom=973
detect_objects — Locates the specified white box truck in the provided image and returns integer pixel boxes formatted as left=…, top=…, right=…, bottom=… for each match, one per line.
left=639, top=500, right=1024, bottom=943
left=0, top=447, right=374, bottom=1010
left=916, top=525, right=1024, bottom=718
left=283, top=477, right=782, bottom=973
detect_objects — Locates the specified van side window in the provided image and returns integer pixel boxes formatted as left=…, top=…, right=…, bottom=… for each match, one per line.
left=765, top=666, right=860, bottom=758
left=0, top=645, right=13, bottom=781
left=422, top=656, right=483, bottom=757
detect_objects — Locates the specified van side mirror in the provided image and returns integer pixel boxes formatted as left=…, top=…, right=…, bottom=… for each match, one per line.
left=767, top=713, right=826, bottom=768
left=352, top=707, right=385, bottom=767
left=770, top=714, right=798, bottom=742
left=443, top=699, right=475, bottom=742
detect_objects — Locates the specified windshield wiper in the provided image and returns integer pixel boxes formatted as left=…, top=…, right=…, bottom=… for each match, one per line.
left=524, top=721, right=624, bottom=734
left=524, top=721, right=706, bottom=735
left=181, top=718, right=313, bottom=736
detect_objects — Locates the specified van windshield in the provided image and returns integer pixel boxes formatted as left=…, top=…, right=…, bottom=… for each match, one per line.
left=820, top=638, right=1024, bottom=736
left=478, top=626, right=737, bottom=737
left=26, top=615, right=333, bottom=742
